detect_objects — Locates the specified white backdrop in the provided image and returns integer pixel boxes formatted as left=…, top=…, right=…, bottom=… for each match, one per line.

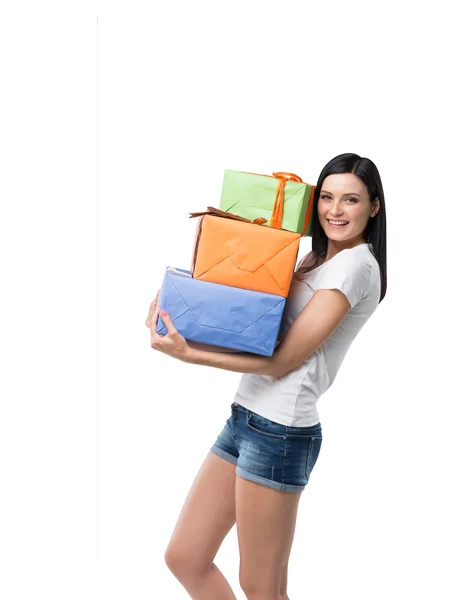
left=0, top=3, right=458, bottom=599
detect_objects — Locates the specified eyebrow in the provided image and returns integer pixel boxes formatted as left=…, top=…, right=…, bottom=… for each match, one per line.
left=321, top=190, right=361, bottom=197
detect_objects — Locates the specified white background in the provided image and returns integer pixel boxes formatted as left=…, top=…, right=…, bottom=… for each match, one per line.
left=0, top=3, right=458, bottom=599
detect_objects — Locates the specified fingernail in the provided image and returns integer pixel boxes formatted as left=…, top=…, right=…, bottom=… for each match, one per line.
left=160, top=309, right=167, bottom=317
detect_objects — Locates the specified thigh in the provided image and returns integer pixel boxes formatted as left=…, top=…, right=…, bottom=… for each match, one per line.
left=165, top=451, right=237, bottom=571
left=235, top=475, right=301, bottom=594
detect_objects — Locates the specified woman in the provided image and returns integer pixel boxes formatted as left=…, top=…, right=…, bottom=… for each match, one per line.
left=146, top=152, right=387, bottom=600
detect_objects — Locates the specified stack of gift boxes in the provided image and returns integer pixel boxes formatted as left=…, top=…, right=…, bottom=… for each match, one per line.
left=156, top=170, right=315, bottom=356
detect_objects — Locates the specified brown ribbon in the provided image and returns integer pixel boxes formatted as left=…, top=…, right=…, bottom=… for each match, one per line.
left=189, top=206, right=267, bottom=226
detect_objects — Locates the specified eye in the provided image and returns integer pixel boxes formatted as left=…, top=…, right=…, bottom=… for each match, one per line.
left=320, top=194, right=358, bottom=203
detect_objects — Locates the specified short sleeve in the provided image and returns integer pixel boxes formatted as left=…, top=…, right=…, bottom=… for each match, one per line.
left=315, top=251, right=372, bottom=309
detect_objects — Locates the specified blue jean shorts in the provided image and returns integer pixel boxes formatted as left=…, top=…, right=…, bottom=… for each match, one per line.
left=210, top=402, right=323, bottom=493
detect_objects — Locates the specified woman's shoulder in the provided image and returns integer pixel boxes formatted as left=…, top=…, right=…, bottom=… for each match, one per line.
left=296, top=244, right=376, bottom=276
left=326, top=243, right=378, bottom=273
left=335, top=244, right=380, bottom=304
left=327, top=244, right=379, bottom=290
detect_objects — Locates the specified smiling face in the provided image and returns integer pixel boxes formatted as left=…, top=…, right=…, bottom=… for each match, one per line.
left=317, top=173, right=379, bottom=248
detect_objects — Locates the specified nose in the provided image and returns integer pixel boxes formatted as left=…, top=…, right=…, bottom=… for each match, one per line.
left=328, top=201, right=345, bottom=216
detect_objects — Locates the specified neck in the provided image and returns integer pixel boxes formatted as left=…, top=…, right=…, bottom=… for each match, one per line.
left=325, top=236, right=366, bottom=261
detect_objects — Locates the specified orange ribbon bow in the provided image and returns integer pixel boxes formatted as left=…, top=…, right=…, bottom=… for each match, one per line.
left=270, top=172, right=315, bottom=235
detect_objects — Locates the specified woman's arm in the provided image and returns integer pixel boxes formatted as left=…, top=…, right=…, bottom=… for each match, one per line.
left=183, top=343, right=276, bottom=375
left=183, top=288, right=351, bottom=376
left=269, top=288, right=351, bottom=377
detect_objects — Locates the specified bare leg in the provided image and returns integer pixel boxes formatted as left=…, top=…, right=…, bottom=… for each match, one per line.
left=235, top=475, right=301, bottom=600
left=164, top=452, right=238, bottom=599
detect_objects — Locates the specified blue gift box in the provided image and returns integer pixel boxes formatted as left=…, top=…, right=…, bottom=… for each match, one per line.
left=156, top=267, right=285, bottom=356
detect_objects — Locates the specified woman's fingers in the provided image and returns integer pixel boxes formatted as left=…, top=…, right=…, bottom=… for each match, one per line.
left=158, top=309, right=177, bottom=335
left=151, top=306, right=187, bottom=355
left=145, top=289, right=161, bottom=327
left=150, top=302, right=164, bottom=348
left=145, top=301, right=155, bottom=327
left=148, top=290, right=184, bottom=355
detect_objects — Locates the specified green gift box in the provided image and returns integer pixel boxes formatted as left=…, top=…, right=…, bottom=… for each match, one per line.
left=219, top=170, right=315, bottom=237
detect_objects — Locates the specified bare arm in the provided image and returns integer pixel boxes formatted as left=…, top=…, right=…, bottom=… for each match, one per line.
left=268, top=288, right=351, bottom=377
left=183, top=343, right=277, bottom=375
left=182, top=288, right=351, bottom=377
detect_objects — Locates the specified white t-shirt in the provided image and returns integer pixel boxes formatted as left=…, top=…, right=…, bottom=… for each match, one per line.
left=233, top=243, right=381, bottom=426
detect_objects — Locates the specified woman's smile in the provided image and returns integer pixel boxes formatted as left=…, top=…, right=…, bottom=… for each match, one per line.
left=326, top=219, right=349, bottom=228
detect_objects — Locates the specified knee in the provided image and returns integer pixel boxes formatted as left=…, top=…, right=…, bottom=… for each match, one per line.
left=164, top=545, right=188, bottom=577
left=164, top=544, right=208, bottom=580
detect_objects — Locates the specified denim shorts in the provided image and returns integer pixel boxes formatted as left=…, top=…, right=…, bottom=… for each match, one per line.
left=210, top=402, right=323, bottom=493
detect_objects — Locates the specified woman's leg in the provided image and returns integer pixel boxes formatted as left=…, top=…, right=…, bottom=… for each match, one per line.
left=164, top=451, right=238, bottom=600
left=235, top=475, right=302, bottom=600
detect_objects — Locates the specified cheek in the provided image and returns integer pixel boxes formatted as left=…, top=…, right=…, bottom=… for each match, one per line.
left=346, top=204, right=370, bottom=221
left=355, top=207, right=372, bottom=222
left=317, top=200, right=327, bottom=217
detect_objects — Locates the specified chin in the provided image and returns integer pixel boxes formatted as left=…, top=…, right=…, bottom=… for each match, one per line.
left=321, top=220, right=354, bottom=240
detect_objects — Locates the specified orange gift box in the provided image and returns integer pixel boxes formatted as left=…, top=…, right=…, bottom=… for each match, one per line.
left=189, top=207, right=301, bottom=298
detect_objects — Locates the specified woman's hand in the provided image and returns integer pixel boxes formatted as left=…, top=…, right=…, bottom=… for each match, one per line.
left=147, top=294, right=190, bottom=362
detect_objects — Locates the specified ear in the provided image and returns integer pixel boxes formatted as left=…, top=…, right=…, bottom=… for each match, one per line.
left=371, top=196, right=380, bottom=217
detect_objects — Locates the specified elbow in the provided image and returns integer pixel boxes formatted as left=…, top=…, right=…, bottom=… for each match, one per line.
left=274, top=366, right=291, bottom=378
left=269, top=355, right=312, bottom=378
left=267, top=361, right=288, bottom=378
left=265, top=351, right=291, bottom=378
left=266, top=348, right=314, bottom=378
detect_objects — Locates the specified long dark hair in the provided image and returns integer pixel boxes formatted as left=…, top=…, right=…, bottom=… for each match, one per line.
left=295, top=153, right=387, bottom=303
